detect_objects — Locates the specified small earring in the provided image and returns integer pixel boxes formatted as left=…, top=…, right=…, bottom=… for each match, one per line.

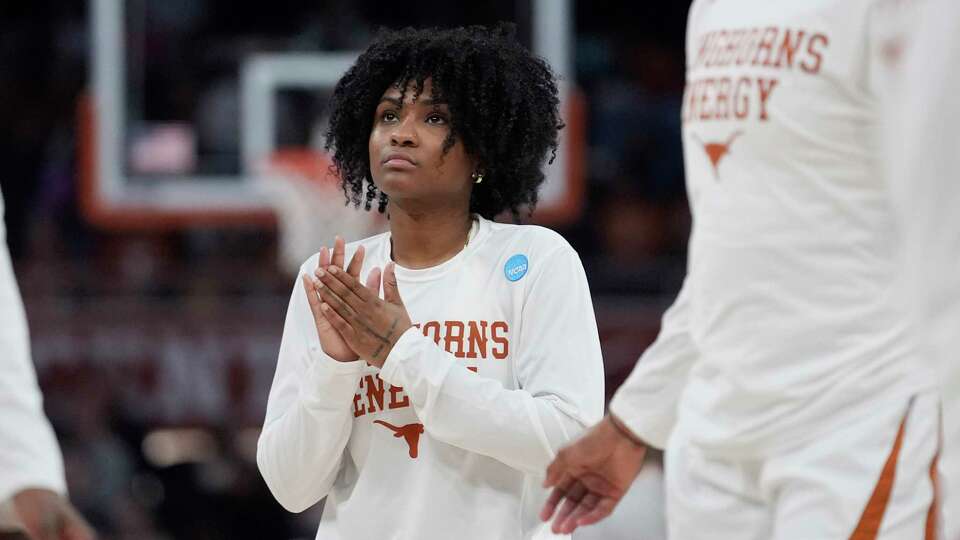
left=472, top=172, right=484, bottom=184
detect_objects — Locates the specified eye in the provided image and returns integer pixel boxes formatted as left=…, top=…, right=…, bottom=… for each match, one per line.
left=381, top=111, right=399, bottom=122
left=426, top=113, right=447, bottom=125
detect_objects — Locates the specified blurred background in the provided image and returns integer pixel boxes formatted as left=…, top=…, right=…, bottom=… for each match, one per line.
left=2, top=1, right=691, bottom=538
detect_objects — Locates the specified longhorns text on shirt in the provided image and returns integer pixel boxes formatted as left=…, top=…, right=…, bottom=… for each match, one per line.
left=352, top=319, right=510, bottom=419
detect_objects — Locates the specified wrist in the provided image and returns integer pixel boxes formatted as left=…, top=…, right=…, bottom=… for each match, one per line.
left=368, top=324, right=414, bottom=368
left=607, top=414, right=646, bottom=448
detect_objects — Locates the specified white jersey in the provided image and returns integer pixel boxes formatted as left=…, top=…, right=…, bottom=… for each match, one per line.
left=257, top=216, right=605, bottom=540
left=610, top=0, right=935, bottom=458
left=0, top=191, right=67, bottom=528
left=876, top=0, right=960, bottom=536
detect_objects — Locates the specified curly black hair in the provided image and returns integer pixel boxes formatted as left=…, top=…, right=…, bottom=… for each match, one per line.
left=324, top=23, right=564, bottom=219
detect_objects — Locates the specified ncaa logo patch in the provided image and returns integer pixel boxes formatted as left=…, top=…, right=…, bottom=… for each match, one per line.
left=504, top=254, right=529, bottom=282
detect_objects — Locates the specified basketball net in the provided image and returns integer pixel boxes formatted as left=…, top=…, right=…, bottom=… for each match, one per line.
left=257, top=148, right=387, bottom=276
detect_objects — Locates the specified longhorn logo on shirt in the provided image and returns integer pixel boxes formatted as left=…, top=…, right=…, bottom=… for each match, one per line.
left=374, top=420, right=425, bottom=458
left=692, top=131, right=742, bottom=180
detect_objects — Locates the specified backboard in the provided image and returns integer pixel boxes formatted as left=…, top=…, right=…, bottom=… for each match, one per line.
left=83, top=0, right=584, bottom=230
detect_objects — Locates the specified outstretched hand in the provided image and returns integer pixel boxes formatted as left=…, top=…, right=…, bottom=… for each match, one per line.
left=12, top=489, right=96, bottom=540
left=310, top=261, right=412, bottom=367
left=540, top=415, right=648, bottom=534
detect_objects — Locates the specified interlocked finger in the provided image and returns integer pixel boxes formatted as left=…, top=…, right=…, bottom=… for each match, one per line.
left=328, top=265, right=378, bottom=304
left=320, top=302, right=356, bottom=340
left=314, top=275, right=360, bottom=322
left=346, top=244, right=365, bottom=278
left=316, top=268, right=366, bottom=312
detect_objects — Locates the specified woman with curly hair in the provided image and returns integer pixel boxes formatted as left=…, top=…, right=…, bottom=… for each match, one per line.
left=257, top=24, right=604, bottom=539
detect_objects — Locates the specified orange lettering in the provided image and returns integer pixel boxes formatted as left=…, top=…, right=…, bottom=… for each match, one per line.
left=733, top=77, right=751, bottom=119
left=753, top=26, right=779, bottom=67
left=353, top=378, right=366, bottom=417
left=443, top=321, right=466, bottom=358
left=466, top=320, right=488, bottom=359
left=723, top=30, right=742, bottom=66
left=758, top=78, right=779, bottom=121
left=388, top=384, right=409, bottom=409
left=738, top=28, right=762, bottom=66
left=801, top=33, right=829, bottom=74
left=422, top=321, right=442, bottom=344
left=699, top=78, right=714, bottom=121
left=774, top=29, right=806, bottom=69
left=709, top=31, right=729, bottom=67
left=695, top=31, right=716, bottom=69
left=353, top=392, right=366, bottom=417
left=491, top=321, right=509, bottom=360
left=715, top=77, right=731, bottom=120
left=364, top=374, right=385, bottom=412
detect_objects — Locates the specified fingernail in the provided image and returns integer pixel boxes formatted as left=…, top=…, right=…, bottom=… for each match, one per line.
left=329, top=266, right=338, bottom=274
left=316, top=269, right=325, bottom=278
left=314, top=278, right=323, bottom=288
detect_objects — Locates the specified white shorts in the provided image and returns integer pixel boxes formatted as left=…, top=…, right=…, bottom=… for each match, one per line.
left=665, top=391, right=941, bottom=540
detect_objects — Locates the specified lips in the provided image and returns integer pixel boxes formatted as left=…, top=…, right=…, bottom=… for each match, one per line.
left=381, top=152, right=417, bottom=169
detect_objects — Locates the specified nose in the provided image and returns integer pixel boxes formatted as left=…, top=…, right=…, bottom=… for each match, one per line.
left=390, top=115, right=418, bottom=147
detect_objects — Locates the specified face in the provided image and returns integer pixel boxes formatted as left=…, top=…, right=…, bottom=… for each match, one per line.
left=368, top=78, right=476, bottom=207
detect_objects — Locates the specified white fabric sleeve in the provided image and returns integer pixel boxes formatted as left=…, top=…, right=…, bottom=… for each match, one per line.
left=884, top=2, right=960, bottom=536
left=608, top=279, right=699, bottom=449
left=256, top=262, right=366, bottom=513
left=0, top=197, right=67, bottom=524
left=378, top=246, right=605, bottom=476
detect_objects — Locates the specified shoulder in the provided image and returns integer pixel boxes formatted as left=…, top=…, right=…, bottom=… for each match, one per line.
left=487, top=221, right=577, bottom=257
left=483, top=222, right=583, bottom=284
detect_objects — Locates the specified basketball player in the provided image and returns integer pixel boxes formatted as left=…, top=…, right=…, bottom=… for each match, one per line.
left=541, top=2, right=942, bottom=538
left=0, top=191, right=95, bottom=540
left=881, top=0, right=960, bottom=537
left=257, top=25, right=605, bottom=539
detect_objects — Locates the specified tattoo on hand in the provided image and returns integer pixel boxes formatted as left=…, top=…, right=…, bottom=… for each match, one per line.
left=384, top=316, right=399, bottom=341
left=369, top=317, right=401, bottom=361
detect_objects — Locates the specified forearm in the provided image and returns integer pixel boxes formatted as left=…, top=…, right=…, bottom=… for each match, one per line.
left=257, top=353, right=364, bottom=513
left=607, top=284, right=698, bottom=450
left=379, top=329, right=600, bottom=475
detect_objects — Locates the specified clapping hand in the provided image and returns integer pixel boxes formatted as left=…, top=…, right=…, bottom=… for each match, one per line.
left=301, top=237, right=382, bottom=362
left=307, top=249, right=412, bottom=367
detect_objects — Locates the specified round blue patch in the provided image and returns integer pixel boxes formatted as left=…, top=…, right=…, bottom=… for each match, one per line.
left=504, top=254, right=529, bottom=282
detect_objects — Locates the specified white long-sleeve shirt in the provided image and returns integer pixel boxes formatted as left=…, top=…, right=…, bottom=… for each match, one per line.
left=257, top=216, right=605, bottom=540
left=0, top=191, right=67, bottom=528
left=610, top=0, right=935, bottom=458
left=875, top=0, right=960, bottom=536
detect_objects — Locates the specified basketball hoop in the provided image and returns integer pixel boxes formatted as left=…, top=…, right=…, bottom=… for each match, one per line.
left=257, top=148, right=387, bottom=276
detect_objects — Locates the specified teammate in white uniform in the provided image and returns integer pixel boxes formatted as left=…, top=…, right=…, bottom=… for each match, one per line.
left=879, top=0, right=960, bottom=537
left=0, top=191, right=95, bottom=540
left=257, top=25, right=605, bottom=540
left=541, top=2, right=942, bottom=538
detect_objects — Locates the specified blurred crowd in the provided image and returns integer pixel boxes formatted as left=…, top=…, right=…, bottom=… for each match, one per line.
left=1, top=1, right=689, bottom=538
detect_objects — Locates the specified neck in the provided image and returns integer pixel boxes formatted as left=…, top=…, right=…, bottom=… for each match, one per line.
left=387, top=201, right=474, bottom=269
